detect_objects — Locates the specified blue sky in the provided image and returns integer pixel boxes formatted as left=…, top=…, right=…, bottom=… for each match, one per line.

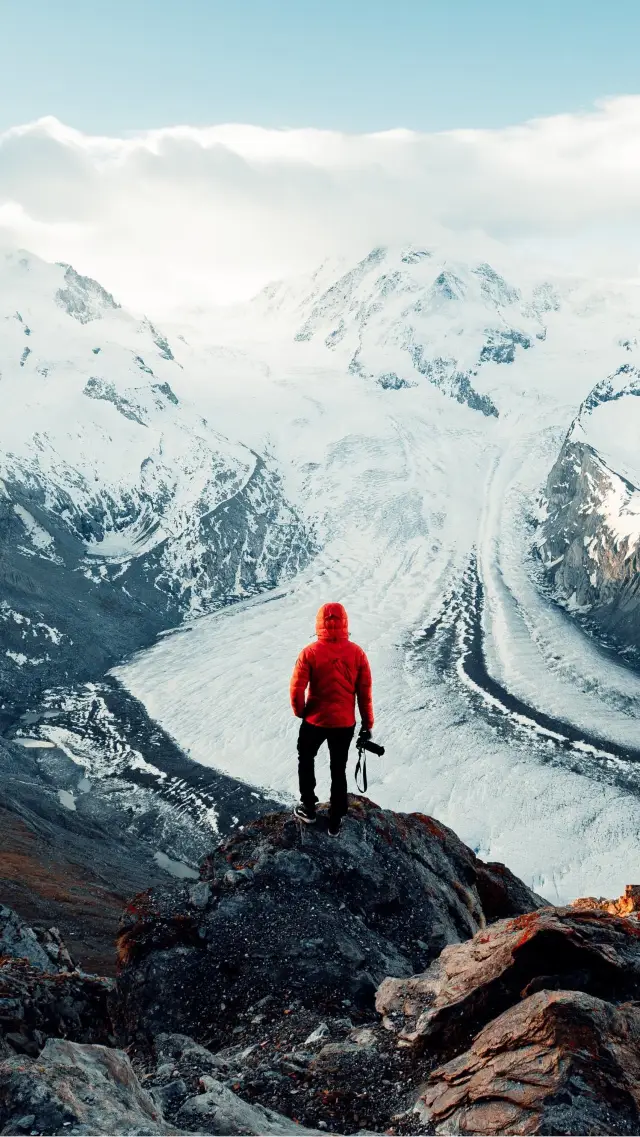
left=1, top=0, right=640, bottom=134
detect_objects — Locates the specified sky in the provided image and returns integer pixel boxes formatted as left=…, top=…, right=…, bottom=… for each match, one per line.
left=2, top=0, right=640, bottom=135
left=2, top=1, right=640, bottom=312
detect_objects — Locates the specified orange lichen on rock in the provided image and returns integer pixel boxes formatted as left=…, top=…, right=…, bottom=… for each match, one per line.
left=572, top=884, right=640, bottom=917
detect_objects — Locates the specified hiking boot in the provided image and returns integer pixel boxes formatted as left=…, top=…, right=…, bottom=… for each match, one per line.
left=294, top=804, right=316, bottom=825
left=327, top=819, right=342, bottom=837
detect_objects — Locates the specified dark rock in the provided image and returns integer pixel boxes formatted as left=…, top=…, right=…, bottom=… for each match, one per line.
left=0, top=956, right=115, bottom=1055
left=153, top=1031, right=229, bottom=1076
left=478, top=327, right=531, bottom=364
left=151, top=1077, right=190, bottom=1114
left=0, top=904, right=73, bottom=972
left=540, top=438, right=640, bottom=653
left=0, top=1038, right=174, bottom=1135
left=115, top=799, right=543, bottom=1048
left=55, top=265, right=121, bottom=322
left=174, top=1080, right=322, bottom=1135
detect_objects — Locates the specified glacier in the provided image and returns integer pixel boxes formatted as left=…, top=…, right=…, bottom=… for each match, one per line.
left=116, top=245, right=640, bottom=903
left=4, top=242, right=640, bottom=903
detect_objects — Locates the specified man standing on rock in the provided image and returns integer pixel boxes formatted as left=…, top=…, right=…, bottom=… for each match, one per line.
left=290, top=602, right=374, bottom=836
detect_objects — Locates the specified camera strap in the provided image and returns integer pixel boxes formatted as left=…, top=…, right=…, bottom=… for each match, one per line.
left=355, top=745, right=368, bottom=793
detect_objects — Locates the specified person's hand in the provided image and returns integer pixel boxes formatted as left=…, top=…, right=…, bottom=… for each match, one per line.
left=358, top=727, right=372, bottom=742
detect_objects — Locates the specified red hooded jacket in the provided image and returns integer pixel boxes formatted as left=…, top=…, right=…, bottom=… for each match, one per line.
left=290, top=603, right=374, bottom=730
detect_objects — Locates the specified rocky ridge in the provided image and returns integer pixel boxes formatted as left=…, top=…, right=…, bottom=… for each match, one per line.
left=538, top=364, right=640, bottom=655
left=0, top=249, right=314, bottom=720
left=250, top=246, right=558, bottom=416
left=9, top=797, right=640, bottom=1135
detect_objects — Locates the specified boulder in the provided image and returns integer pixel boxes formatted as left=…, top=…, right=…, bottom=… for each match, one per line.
left=115, top=799, right=544, bottom=1047
left=417, top=990, right=640, bottom=1136
left=174, top=1079, right=322, bottom=1135
left=376, top=906, right=640, bottom=1052
left=0, top=904, right=74, bottom=972
left=0, top=1038, right=174, bottom=1135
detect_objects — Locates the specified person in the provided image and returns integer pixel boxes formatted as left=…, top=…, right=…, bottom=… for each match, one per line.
left=290, top=602, right=374, bottom=836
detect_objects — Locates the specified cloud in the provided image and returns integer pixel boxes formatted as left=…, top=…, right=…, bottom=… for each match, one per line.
left=2, top=100, right=640, bottom=312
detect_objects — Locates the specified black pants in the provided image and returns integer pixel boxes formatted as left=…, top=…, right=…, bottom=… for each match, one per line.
left=297, top=721, right=355, bottom=822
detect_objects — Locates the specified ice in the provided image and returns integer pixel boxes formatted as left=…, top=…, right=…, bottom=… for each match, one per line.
left=57, top=788, right=76, bottom=811
left=7, top=243, right=640, bottom=903
left=118, top=282, right=640, bottom=903
left=154, top=850, right=199, bottom=879
left=13, top=738, right=56, bottom=749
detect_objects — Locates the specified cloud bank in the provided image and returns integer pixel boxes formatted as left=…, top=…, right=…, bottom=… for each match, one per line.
left=2, top=98, right=640, bottom=313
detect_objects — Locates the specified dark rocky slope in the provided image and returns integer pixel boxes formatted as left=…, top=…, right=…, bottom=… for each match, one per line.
left=540, top=439, right=640, bottom=655
left=0, top=725, right=280, bottom=975
left=3, top=800, right=640, bottom=1135
left=538, top=366, right=640, bottom=657
left=0, top=458, right=312, bottom=727
left=115, top=797, right=544, bottom=1049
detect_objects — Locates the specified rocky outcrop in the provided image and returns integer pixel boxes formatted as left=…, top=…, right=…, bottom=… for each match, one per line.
left=0, top=1035, right=326, bottom=1136
left=376, top=906, right=640, bottom=1047
left=149, top=1034, right=321, bottom=1134
left=0, top=1039, right=174, bottom=1135
left=419, top=990, right=640, bottom=1136
left=115, top=798, right=544, bottom=1049
left=539, top=440, right=640, bottom=651
left=538, top=366, right=640, bottom=655
left=0, top=904, right=115, bottom=1060
left=573, top=883, right=640, bottom=917
left=0, top=905, right=74, bottom=973
left=379, top=906, right=640, bottom=1134
left=6, top=805, right=640, bottom=1133
left=0, top=957, right=114, bottom=1058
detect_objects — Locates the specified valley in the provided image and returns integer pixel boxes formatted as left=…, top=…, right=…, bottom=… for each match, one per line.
left=3, top=244, right=640, bottom=910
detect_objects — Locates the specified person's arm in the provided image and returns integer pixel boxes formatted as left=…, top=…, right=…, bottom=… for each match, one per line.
left=356, top=649, right=374, bottom=731
left=290, top=649, right=310, bottom=718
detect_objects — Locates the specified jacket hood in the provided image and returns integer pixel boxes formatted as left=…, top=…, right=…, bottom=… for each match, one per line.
left=315, top=603, right=349, bottom=642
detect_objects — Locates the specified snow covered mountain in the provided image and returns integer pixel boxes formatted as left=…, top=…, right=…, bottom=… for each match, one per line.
left=0, top=249, right=312, bottom=716
left=228, top=245, right=561, bottom=415
left=113, top=245, right=640, bottom=905
left=539, top=363, right=640, bottom=654
left=6, top=241, right=640, bottom=907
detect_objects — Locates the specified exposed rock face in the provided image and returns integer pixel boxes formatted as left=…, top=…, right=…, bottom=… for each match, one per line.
left=0, top=1034, right=325, bottom=1136
left=0, top=1039, right=174, bottom=1135
left=7, top=806, right=640, bottom=1133
left=540, top=440, right=640, bottom=649
left=115, top=799, right=544, bottom=1048
left=419, top=990, right=640, bottom=1136
left=379, top=906, right=640, bottom=1134
left=539, top=366, right=640, bottom=654
left=376, top=907, right=640, bottom=1050
left=573, top=884, right=640, bottom=917
left=0, top=906, right=115, bottom=1059
left=0, top=904, right=73, bottom=973
left=0, top=958, right=115, bottom=1059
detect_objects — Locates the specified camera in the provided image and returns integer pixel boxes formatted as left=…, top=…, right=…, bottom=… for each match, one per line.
left=357, top=738, right=385, bottom=757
